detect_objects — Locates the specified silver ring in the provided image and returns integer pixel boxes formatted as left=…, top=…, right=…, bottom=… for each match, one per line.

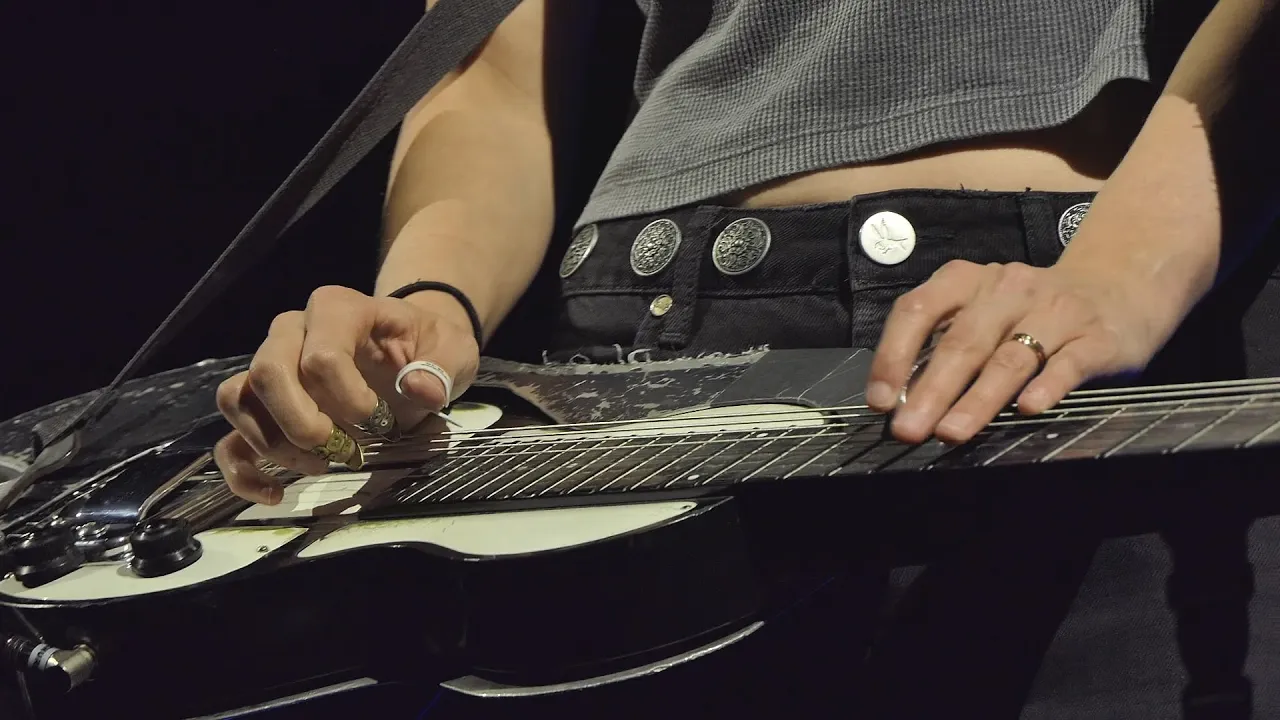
left=395, top=360, right=455, bottom=403
left=352, top=396, right=401, bottom=442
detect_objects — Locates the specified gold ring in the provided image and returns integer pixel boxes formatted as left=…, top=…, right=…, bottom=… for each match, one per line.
left=353, top=396, right=401, bottom=442
left=1010, top=332, right=1048, bottom=373
left=309, top=425, right=364, bottom=470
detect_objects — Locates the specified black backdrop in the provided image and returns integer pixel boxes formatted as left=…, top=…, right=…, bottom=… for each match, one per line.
left=3, top=2, right=642, bottom=423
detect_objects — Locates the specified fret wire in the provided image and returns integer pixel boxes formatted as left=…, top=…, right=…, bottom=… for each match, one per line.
left=453, top=435, right=593, bottom=502
left=783, top=428, right=862, bottom=479
left=530, top=441, right=632, bottom=498
left=658, top=431, right=759, bottom=489
left=697, top=428, right=800, bottom=487
left=1244, top=415, right=1280, bottom=448
left=440, top=435, right=586, bottom=502
left=980, top=423, right=1041, bottom=466
left=1040, top=407, right=1125, bottom=462
left=406, top=439, right=514, bottom=503
left=1102, top=400, right=1200, bottom=458
left=474, top=436, right=592, bottom=501
left=562, top=435, right=665, bottom=495
left=513, top=438, right=618, bottom=498
left=743, top=426, right=836, bottom=481
left=398, top=456, right=468, bottom=503
left=623, top=438, right=718, bottom=492
left=1171, top=397, right=1251, bottom=453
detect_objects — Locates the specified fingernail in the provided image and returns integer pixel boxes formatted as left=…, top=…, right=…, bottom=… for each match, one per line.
left=866, top=381, right=895, bottom=409
left=401, top=372, right=446, bottom=410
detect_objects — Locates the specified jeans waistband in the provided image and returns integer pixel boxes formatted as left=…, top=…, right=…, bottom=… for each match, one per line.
left=551, top=189, right=1098, bottom=356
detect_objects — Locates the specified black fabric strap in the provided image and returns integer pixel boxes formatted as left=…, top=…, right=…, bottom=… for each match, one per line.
left=30, top=0, right=521, bottom=455
left=387, top=280, right=485, bottom=349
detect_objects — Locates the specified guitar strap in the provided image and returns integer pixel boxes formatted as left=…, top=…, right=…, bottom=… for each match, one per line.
left=29, top=0, right=522, bottom=456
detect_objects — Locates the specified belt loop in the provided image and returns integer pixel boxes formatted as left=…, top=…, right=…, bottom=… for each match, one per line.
left=634, top=206, right=723, bottom=351
left=1017, top=194, right=1063, bottom=268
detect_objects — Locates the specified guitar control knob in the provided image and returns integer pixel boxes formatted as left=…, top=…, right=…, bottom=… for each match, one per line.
left=9, top=526, right=85, bottom=588
left=128, top=518, right=203, bottom=578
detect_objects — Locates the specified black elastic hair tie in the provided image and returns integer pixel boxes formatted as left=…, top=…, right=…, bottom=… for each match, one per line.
left=386, top=280, right=484, bottom=349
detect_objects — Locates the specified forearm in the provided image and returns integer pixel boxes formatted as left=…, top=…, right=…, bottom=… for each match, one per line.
left=375, top=0, right=554, bottom=343
left=1058, top=0, right=1279, bottom=330
left=375, top=107, right=554, bottom=342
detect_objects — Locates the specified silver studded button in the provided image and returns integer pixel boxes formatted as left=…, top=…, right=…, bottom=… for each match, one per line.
left=859, top=211, right=916, bottom=266
left=630, top=219, right=682, bottom=277
left=649, top=294, right=674, bottom=317
left=1057, top=202, right=1091, bottom=247
left=711, top=218, right=771, bottom=276
left=559, top=224, right=598, bottom=278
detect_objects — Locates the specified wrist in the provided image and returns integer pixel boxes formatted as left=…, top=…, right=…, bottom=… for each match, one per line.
left=385, top=283, right=485, bottom=348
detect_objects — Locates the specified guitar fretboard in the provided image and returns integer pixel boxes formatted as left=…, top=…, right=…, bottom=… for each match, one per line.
left=389, top=383, right=1280, bottom=507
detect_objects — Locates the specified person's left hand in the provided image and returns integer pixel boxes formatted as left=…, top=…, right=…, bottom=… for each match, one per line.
left=863, top=258, right=1179, bottom=445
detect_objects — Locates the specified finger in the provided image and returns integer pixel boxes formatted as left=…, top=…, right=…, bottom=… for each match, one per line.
left=1017, top=334, right=1118, bottom=414
left=299, top=287, right=381, bottom=426
left=865, top=261, right=986, bottom=411
left=246, top=312, right=340, bottom=452
left=372, top=296, right=481, bottom=410
left=214, top=431, right=283, bottom=505
left=891, top=297, right=1035, bottom=444
left=933, top=325, right=1069, bottom=444
left=215, top=373, right=331, bottom=475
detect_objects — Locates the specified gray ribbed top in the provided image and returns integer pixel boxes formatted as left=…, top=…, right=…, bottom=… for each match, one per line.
left=576, top=0, right=1153, bottom=228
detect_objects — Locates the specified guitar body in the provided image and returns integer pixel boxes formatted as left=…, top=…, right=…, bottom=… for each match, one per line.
left=1, top=347, right=1278, bottom=717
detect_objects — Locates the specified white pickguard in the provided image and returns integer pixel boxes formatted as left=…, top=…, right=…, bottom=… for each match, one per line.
left=0, top=402, right=824, bottom=604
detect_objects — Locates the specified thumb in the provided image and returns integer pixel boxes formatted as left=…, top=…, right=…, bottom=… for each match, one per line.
left=393, top=332, right=479, bottom=413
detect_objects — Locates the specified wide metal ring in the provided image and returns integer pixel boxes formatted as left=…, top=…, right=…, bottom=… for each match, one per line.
left=559, top=224, right=598, bottom=279
left=629, top=219, right=682, bottom=277
left=1010, top=332, right=1049, bottom=373
left=712, top=217, right=771, bottom=276
left=1057, top=202, right=1091, bottom=247
left=309, top=425, right=364, bottom=470
left=353, top=396, right=401, bottom=442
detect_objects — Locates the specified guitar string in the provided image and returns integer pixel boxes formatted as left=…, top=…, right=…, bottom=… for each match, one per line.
left=358, top=376, right=1280, bottom=447
left=162, top=378, right=1280, bottom=518
left=165, top=395, right=1280, bottom=520
left=357, top=387, right=1280, bottom=458
left=185, top=392, right=1280, bottom=487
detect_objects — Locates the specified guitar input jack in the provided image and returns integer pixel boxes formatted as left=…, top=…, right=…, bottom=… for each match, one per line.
left=2, top=634, right=96, bottom=692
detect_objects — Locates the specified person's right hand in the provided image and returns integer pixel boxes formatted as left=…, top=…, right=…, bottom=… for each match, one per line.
left=213, top=285, right=480, bottom=505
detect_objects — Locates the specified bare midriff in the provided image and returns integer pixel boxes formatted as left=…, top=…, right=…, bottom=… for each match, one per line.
left=721, top=80, right=1157, bottom=207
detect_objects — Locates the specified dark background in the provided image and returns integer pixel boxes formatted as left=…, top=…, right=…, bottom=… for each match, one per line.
left=5, top=3, right=426, bottom=421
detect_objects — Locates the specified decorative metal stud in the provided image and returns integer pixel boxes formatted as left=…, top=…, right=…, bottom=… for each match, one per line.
left=1057, top=203, right=1091, bottom=247
left=649, top=294, right=674, bottom=317
left=629, top=219, right=682, bottom=277
left=712, top=218, right=771, bottom=276
left=559, top=224, right=598, bottom=278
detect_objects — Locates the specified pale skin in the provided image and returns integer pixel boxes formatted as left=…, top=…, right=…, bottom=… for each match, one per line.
left=214, top=0, right=1277, bottom=504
